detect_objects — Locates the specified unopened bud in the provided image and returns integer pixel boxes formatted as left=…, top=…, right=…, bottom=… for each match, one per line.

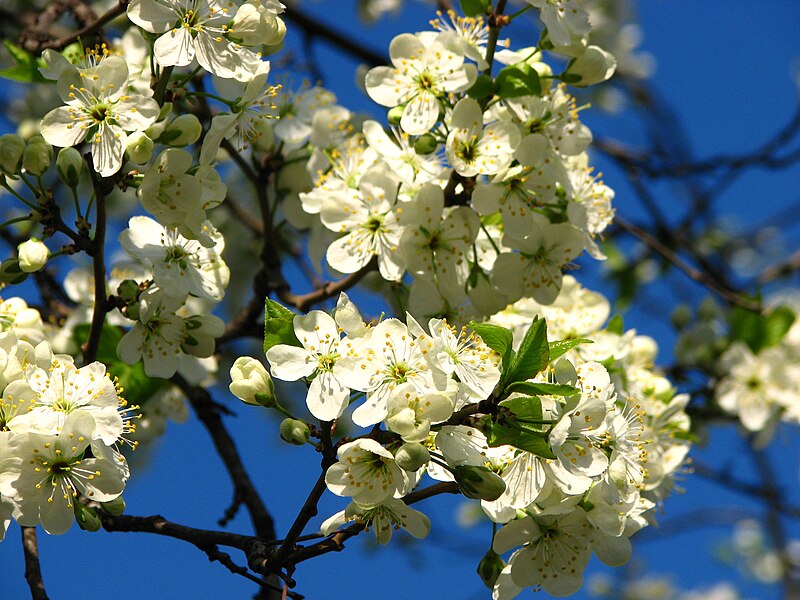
left=387, top=105, right=405, bottom=126
left=670, top=305, right=692, bottom=330
left=126, top=132, right=154, bottom=164
left=117, top=279, right=141, bottom=303
left=160, top=114, right=202, bottom=147
left=101, top=496, right=126, bottom=516
left=453, top=465, right=506, bottom=501
left=0, top=133, right=25, bottom=175
left=22, top=135, right=52, bottom=176
left=564, top=45, right=617, bottom=87
left=413, top=133, right=438, bottom=155
left=74, top=503, right=102, bottom=532
left=477, top=549, right=505, bottom=589
left=0, top=258, right=28, bottom=284
left=229, top=356, right=276, bottom=406
left=698, top=297, right=720, bottom=321
left=17, top=238, right=49, bottom=273
left=394, top=442, right=430, bottom=471
left=279, top=418, right=310, bottom=445
left=56, top=147, right=84, bottom=187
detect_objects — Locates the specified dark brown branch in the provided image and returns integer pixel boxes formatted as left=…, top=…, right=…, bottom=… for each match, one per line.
left=21, top=526, right=48, bottom=600
left=101, top=513, right=252, bottom=549
left=82, top=166, right=109, bottom=364
left=20, top=0, right=129, bottom=53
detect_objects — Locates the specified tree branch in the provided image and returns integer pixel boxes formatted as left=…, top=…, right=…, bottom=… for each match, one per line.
left=21, top=526, right=48, bottom=600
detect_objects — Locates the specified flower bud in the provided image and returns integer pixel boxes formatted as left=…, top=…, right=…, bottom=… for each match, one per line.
left=394, top=442, right=430, bottom=471
left=22, top=135, right=52, bottom=176
left=56, top=147, right=84, bottom=187
left=117, top=279, right=140, bottom=303
left=160, top=114, right=202, bottom=147
left=453, top=465, right=506, bottom=501
left=698, top=297, right=720, bottom=321
left=387, top=105, right=405, bottom=126
left=74, top=503, right=102, bottom=532
left=101, top=496, right=126, bottom=516
left=126, top=132, right=155, bottom=164
left=670, top=304, right=692, bottom=330
left=279, top=418, right=310, bottom=445
left=17, top=238, right=49, bottom=273
left=0, top=133, right=25, bottom=175
left=564, top=45, right=617, bottom=87
left=123, top=302, right=140, bottom=321
left=0, top=258, right=28, bottom=284
left=477, top=549, right=505, bottom=589
left=229, top=356, right=276, bottom=406
left=232, top=3, right=286, bottom=46
left=413, top=133, right=438, bottom=155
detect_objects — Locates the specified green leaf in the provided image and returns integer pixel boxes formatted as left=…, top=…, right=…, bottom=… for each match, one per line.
left=763, top=306, right=795, bottom=348
left=494, top=63, right=541, bottom=99
left=606, top=314, right=624, bottom=335
left=467, top=74, right=494, bottom=99
left=0, top=41, right=48, bottom=83
left=460, top=0, right=490, bottom=17
left=548, top=338, right=593, bottom=361
left=505, top=318, right=548, bottom=385
left=499, top=395, right=543, bottom=424
left=505, top=381, right=579, bottom=397
left=729, top=304, right=794, bottom=353
left=264, top=298, right=301, bottom=353
left=484, top=419, right=555, bottom=459
left=469, top=321, right=514, bottom=376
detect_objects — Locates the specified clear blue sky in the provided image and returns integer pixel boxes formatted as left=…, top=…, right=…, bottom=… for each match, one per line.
left=2, top=2, right=800, bottom=599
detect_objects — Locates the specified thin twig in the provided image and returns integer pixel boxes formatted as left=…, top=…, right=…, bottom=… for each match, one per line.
left=614, top=216, right=762, bottom=313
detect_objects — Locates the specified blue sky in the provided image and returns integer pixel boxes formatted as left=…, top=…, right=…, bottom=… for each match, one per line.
left=2, top=1, right=800, bottom=599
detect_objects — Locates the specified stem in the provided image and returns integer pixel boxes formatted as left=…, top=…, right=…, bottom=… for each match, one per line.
left=21, top=527, right=48, bottom=600
left=482, top=0, right=509, bottom=78
left=82, top=171, right=108, bottom=364
left=153, top=65, right=174, bottom=105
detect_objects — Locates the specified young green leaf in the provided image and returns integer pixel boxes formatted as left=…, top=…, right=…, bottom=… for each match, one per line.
left=494, top=63, right=542, bottom=99
left=499, top=395, right=544, bottom=424
left=264, top=298, right=301, bottom=353
left=606, top=314, right=624, bottom=335
left=460, top=0, right=491, bottom=17
left=505, top=318, right=549, bottom=385
left=0, top=41, right=48, bottom=83
left=548, top=338, right=593, bottom=361
left=504, top=381, right=580, bottom=397
left=469, top=321, right=515, bottom=376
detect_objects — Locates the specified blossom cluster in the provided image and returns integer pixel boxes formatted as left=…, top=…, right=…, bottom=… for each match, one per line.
left=232, top=275, right=691, bottom=596
left=0, top=333, right=132, bottom=537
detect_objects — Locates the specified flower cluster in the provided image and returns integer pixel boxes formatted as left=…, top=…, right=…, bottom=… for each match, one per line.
left=236, top=278, right=690, bottom=595
left=0, top=334, right=132, bottom=537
